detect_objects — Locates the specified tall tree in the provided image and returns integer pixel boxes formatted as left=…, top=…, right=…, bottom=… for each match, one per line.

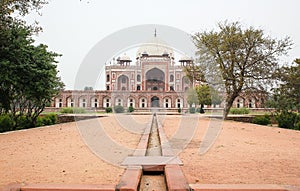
left=195, top=85, right=212, bottom=109
left=191, top=21, right=292, bottom=119
left=0, top=21, right=64, bottom=128
left=270, top=59, right=300, bottom=112
left=0, top=0, right=64, bottom=128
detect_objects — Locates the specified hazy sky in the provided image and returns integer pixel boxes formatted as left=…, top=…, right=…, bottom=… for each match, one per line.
left=25, top=0, right=300, bottom=89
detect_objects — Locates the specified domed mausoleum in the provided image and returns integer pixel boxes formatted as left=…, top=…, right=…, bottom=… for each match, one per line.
left=52, top=32, right=265, bottom=111
left=53, top=32, right=195, bottom=111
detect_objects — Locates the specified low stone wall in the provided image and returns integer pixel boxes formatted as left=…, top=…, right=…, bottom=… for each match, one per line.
left=57, top=115, right=103, bottom=124
left=226, top=115, right=255, bottom=123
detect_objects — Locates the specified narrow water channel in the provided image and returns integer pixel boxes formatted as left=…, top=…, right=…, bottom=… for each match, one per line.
left=146, top=115, right=162, bottom=156
left=139, top=114, right=167, bottom=191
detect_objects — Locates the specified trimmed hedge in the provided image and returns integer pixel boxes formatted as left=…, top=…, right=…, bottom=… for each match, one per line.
left=60, top=107, right=86, bottom=114
left=0, top=113, right=58, bottom=133
left=252, top=115, right=271, bottom=125
left=105, top=107, right=112, bottom=113
left=0, top=114, right=14, bottom=132
left=276, top=111, right=300, bottom=130
left=178, top=108, right=182, bottom=113
left=114, top=105, right=124, bottom=113
left=36, top=113, right=57, bottom=127
left=128, top=106, right=134, bottom=113
left=230, top=108, right=250, bottom=114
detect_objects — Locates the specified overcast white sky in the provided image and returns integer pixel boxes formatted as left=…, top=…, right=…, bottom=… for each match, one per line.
left=25, top=0, right=300, bottom=89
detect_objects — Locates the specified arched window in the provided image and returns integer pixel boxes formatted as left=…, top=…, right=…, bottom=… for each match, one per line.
left=94, top=99, right=98, bottom=107
left=170, top=86, right=174, bottom=91
left=177, top=98, right=182, bottom=108
left=118, top=75, right=129, bottom=90
left=140, top=98, right=147, bottom=108
left=67, top=97, right=74, bottom=107
left=170, top=74, right=174, bottom=82
left=79, top=97, right=86, bottom=108
left=116, top=98, right=123, bottom=106
left=137, top=85, right=141, bottom=91
left=59, top=99, right=62, bottom=108
left=137, top=74, right=141, bottom=82
left=128, top=98, right=135, bottom=107
left=106, top=85, right=110, bottom=90
left=103, top=98, right=111, bottom=108
left=106, top=74, right=110, bottom=82
left=91, top=98, right=98, bottom=108
left=164, top=98, right=170, bottom=108
left=106, top=99, right=110, bottom=107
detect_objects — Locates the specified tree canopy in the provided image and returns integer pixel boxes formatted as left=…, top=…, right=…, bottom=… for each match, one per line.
left=0, top=0, right=64, bottom=129
left=190, top=21, right=292, bottom=119
left=195, top=85, right=212, bottom=107
left=270, top=59, right=300, bottom=112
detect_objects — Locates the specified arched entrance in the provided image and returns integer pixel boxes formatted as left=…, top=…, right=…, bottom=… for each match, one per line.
left=151, top=96, right=160, bottom=107
left=146, top=68, right=165, bottom=91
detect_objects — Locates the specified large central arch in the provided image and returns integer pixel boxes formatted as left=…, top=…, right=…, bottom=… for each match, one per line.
left=146, top=68, right=165, bottom=91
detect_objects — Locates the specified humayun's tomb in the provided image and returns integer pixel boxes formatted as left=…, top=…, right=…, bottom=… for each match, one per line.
left=51, top=33, right=266, bottom=111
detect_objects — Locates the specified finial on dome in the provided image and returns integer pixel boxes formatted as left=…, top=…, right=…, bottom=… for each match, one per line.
left=154, top=28, right=157, bottom=37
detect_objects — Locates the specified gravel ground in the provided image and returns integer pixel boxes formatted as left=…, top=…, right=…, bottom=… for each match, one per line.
left=1, top=114, right=299, bottom=189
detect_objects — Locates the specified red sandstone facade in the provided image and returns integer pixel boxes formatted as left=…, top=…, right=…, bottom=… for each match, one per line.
left=53, top=35, right=195, bottom=110
left=52, top=35, right=266, bottom=111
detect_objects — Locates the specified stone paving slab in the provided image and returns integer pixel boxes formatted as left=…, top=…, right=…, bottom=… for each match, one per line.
left=165, top=164, right=190, bottom=191
left=116, top=166, right=142, bottom=191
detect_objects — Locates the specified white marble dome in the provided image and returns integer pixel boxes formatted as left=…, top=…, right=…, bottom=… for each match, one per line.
left=136, top=36, right=174, bottom=57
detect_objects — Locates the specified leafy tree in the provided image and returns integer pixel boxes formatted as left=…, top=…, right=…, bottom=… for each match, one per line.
left=0, top=0, right=64, bottom=128
left=183, top=61, right=206, bottom=84
left=195, top=85, right=212, bottom=109
left=270, top=59, right=300, bottom=112
left=191, top=21, right=292, bottom=119
left=186, top=88, right=199, bottom=107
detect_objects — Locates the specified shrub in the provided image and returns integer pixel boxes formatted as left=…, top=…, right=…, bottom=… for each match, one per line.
left=47, top=113, right=58, bottom=124
left=230, top=108, right=250, bottom=114
left=36, top=113, right=58, bottom=127
left=252, top=115, right=271, bottom=125
left=295, top=121, right=300, bottom=130
left=0, top=114, right=14, bottom=132
left=114, top=105, right=124, bottom=113
left=276, top=111, right=298, bottom=129
left=105, top=107, right=112, bottom=113
left=128, top=106, right=134, bottom=113
left=196, top=107, right=205, bottom=113
left=60, top=107, right=73, bottom=113
left=16, top=115, right=32, bottom=129
left=60, top=107, right=86, bottom=114
left=189, top=107, right=196, bottom=114
left=177, top=108, right=182, bottom=113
